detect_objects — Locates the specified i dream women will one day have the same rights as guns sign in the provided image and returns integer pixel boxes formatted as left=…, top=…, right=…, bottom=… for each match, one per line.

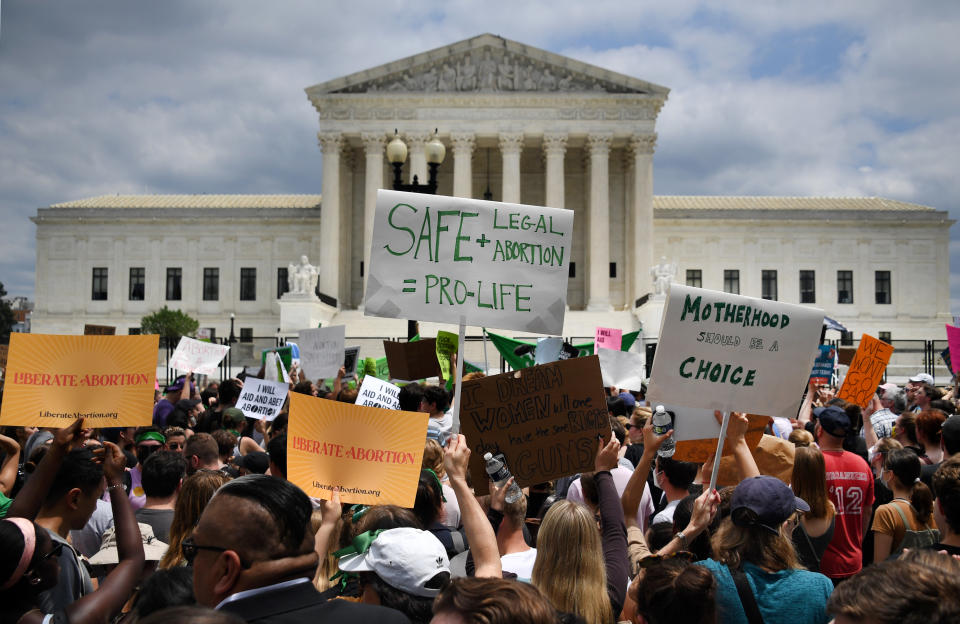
left=364, top=189, right=574, bottom=334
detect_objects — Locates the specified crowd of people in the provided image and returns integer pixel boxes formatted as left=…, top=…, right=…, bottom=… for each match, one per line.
left=2, top=362, right=960, bottom=624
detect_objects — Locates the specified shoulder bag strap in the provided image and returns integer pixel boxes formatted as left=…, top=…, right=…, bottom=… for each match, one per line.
left=891, top=500, right=914, bottom=529
left=730, top=566, right=766, bottom=624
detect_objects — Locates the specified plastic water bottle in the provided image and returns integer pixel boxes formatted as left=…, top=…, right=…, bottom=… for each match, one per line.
left=484, top=452, right=523, bottom=503
left=652, top=405, right=675, bottom=458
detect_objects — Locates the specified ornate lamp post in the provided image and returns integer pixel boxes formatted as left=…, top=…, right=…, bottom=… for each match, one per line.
left=386, top=129, right=446, bottom=340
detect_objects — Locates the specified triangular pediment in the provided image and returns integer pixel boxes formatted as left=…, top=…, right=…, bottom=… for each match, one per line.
left=305, top=33, right=669, bottom=97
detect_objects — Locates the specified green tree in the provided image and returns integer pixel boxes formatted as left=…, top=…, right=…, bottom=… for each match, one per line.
left=0, top=282, right=16, bottom=345
left=140, top=306, right=199, bottom=347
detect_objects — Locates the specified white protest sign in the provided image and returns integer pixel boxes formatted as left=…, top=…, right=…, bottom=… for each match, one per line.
left=235, top=378, right=289, bottom=421
left=668, top=405, right=727, bottom=442
left=535, top=337, right=563, bottom=365
left=598, top=348, right=646, bottom=391
left=168, top=336, right=229, bottom=376
left=356, top=375, right=400, bottom=410
left=298, top=326, right=346, bottom=380
left=263, top=352, right=290, bottom=383
left=647, top=284, right=824, bottom=419
left=365, top=189, right=574, bottom=335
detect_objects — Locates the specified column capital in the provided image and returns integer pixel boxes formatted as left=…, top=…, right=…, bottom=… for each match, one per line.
left=542, top=132, right=568, bottom=156
left=586, top=132, right=613, bottom=157
left=317, top=131, right=343, bottom=153
left=404, top=130, right=433, bottom=148
left=498, top=131, right=525, bottom=154
left=360, top=132, right=386, bottom=155
left=630, top=133, right=657, bottom=156
left=450, top=132, right=476, bottom=154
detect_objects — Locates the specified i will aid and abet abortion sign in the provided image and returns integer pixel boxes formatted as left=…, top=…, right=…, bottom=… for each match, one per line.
left=364, top=189, right=574, bottom=334
left=647, top=285, right=823, bottom=419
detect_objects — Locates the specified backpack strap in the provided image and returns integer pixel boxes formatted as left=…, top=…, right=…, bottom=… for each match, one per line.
left=891, top=500, right=914, bottom=530
left=730, top=567, right=766, bottom=624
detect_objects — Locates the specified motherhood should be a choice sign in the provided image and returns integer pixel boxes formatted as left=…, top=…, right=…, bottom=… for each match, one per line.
left=647, top=284, right=824, bottom=419
left=365, top=189, right=574, bottom=335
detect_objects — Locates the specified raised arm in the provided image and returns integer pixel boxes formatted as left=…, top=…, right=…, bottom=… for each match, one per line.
left=65, top=441, right=145, bottom=624
left=657, top=487, right=721, bottom=557
left=594, top=436, right=629, bottom=616
left=798, top=380, right=816, bottom=425
left=8, top=419, right=83, bottom=520
left=721, top=411, right=760, bottom=480
left=444, top=434, right=501, bottom=578
left=313, top=489, right=342, bottom=587
left=621, top=419, right=671, bottom=527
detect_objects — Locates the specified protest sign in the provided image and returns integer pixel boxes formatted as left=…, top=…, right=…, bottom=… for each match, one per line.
left=941, top=347, right=953, bottom=375
left=810, top=345, right=836, bottom=384
left=260, top=345, right=293, bottom=371
left=383, top=339, right=442, bottom=381
left=837, top=334, right=895, bottom=408
left=357, top=375, right=401, bottom=410
left=435, top=331, right=458, bottom=380
left=716, top=434, right=795, bottom=486
left=365, top=189, right=574, bottom=335
left=671, top=409, right=769, bottom=463
left=837, top=347, right=857, bottom=366
left=595, top=327, right=622, bottom=351
left=946, top=325, right=960, bottom=374
left=486, top=329, right=641, bottom=371
left=343, top=346, right=360, bottom=377
left=168, top=336, right=229, bottom=376
left=534, top=337, right=563, bottom=365
left=459, top=355, right=609, bottom=494
left=0, top=334, right=158, bottom=427
left=287, top=393, right=429, bottom=506
left=83, top=324, right=116, bottom=335
left=235, top=378, right=289, bottom=421
left=298, top=326, right=346, bottom=380
left=263, top=351, right=290, bottom=383
left=598, top=348, right=646, bottom=391
left=647, top=284, right=824, bottom=419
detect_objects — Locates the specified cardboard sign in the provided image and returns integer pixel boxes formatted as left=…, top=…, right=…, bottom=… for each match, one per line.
left=168, top=336, right=229, bottom=376
left=595, top=327, right=622, bottom=351
left=947, top=325, right=960, bottom=374
left=837, top=347, right=857, bottom=366
left=0, top=334, right=158, bottom=427
left=383, top=339, right=442, bottom=381
left=83, top=324, right=116, bottom=335
left=364, top=189, right=574, bottom=335
left=647, top=284, right=824, bottom=419
left=357, top=375, right=401, bottom=410
left=344, top=346, right=361, bottom=377
left=235, top=378, right=289, bottom=421
left=459, top=355, right=609, bottom=494
left=837, top=334, right=895, bottom=408
left=671, top=409, right=769, bottom=463
left=716, top=434, right=795, bottom=486
left=598, top=348, right=646, bottom=391
left=298, top=326, right=346, bottom=380
left=810, top=345, right=836, bottom=384
left=435, top=331, right=458, bottom=380
left=287, top=393, right=429, bottom=506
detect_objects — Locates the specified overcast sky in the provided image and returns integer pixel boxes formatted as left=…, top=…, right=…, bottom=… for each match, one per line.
left=1, top=1, right=958, bottom=310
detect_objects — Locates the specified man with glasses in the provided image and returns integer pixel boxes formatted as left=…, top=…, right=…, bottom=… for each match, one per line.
left=190, top=474, right=410, bottom=622
left=163, top=426, right=187, bottom=452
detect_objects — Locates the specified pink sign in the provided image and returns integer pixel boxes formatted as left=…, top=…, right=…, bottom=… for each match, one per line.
left=947, top=324, right=960, bottom=374
left=595, top=327, right=622, bottom=351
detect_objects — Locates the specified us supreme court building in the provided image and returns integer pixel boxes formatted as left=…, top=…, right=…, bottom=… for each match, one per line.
left=31, top=34, right=953, bottom=352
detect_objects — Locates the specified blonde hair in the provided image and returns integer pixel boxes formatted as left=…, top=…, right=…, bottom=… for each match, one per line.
left=531, top=500, right=612, bottom=624
left=791, top=446, right=835, bottom=520
left=422, top=438, right=445, bottom=479
left=710, top=515, right=802, bottom=572
left=788, top=429, right=814, bottom=447
left=158, top=470, right=231, bottom=568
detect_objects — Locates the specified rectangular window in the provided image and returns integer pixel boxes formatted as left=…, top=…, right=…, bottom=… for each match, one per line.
left=240, top=268, right=257, bottom=301
left=277, top=268, right=289, bottom=299
left=837, top=270, right=854, bottom=304
left=91, top=268, right=108, bottom=300
left=799, top=270, right=816, bottom=304
left=686, top=269, right=702, bottom=288
left=875, top=271, right=892, bottom=305
left=878, top=331, right=892, bottom=344
left=840, top=331, right=854, bottom=346
left=166, top=268, right=182, bottom=301
left=128, top=327, right=142, bottom=335
left=609, top=262, right=617, bottom=278
left=128, top=267, right=145, bottom=301
left=723, top=270, right=740, bottom=295
left=240, top=328, right=253, bottom=343
left=203, top=268, right=219, bottom=301
left=761, top=270, right=778, bottom=301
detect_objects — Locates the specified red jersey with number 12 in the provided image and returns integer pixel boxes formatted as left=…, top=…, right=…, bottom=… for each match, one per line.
left=821, top=450, right=874, bottom=578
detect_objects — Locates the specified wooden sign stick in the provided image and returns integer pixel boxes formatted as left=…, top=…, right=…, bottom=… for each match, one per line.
left=708, top=411, right=731, bottom=493
left=451, top=316, right=467, bottom=434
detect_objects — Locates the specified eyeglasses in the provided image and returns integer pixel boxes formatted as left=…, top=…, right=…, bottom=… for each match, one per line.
left=638, top=551, right=696, bottom=568
left=41, top=540, right=65, bottom=561
left=181, top=536, right=249, bottom=568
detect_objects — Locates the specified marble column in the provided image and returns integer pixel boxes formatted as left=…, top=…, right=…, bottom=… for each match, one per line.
left=450, top=132, right=476, bottom=198
left=361, top=132, right=385, bottom=300
left=630, top=134, right=656, bottom=302
left=542, top=132, right=567, bottom=210
left=587, top=133, right=613, bottom=311
left=499, top=132, right=524, bottom=204
left=405, top=131, right=431, bottom=184
left=317, top=131, right=343, bottom=302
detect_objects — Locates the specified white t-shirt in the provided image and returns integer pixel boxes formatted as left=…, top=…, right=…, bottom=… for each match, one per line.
left=501, top=548, right=537, bottom=580
left=651, top=499, right=681, bottom=526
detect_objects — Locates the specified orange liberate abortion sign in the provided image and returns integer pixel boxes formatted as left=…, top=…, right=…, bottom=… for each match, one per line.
left=0, top=333, right=159, bottom=427
left=286, top=392, right=429, bottom=507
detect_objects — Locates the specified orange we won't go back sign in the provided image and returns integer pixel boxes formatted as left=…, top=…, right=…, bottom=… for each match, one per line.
left=0, top=333, right=159, bottom=428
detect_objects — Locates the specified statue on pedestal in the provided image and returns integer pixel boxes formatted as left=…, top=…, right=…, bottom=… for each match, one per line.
left=287, top=255, right=319, bottom=295
left=650, top=256, right=677, bottom=296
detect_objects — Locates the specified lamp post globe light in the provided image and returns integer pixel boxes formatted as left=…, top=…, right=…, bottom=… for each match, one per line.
left=386, top=129, right=446, bottom=340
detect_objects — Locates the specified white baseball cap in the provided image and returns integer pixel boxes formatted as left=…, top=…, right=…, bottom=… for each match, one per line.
left=909, top=373, right=935, bottom=385
left=337, top=527, right=450, bottom=597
